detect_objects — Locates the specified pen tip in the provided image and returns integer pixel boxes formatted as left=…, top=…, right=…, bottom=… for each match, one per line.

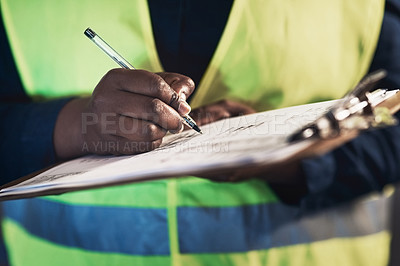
left=193, top=125, right=202, bottom=134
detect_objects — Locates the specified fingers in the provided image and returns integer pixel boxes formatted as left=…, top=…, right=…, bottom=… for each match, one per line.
left=98, top=114, right=168, bottom=141
left=82, top=69, right=196, bottom=156
left=98, top=69, right=192, bottom=116
left=156, top=72, right=195, bottom=101
left=191, top=105, right=231, bottom=126
left=91, top=89, right=184, bottom=133
left=157, top=72, right=195, bottom=115
left=82, top=113, right=166, bottom=155
left=224, top=100, right=256, bottom=116
left=190, top=100, right=256, bottom=126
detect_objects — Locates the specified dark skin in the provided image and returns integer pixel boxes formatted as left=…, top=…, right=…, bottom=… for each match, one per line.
left=189, top=99, right=256, bottom=126
left=54, top=69, right=194, bottom=158
left=54, top=69, right=303, bottom=184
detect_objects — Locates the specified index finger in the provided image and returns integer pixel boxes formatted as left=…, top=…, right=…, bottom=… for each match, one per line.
left=156, top=72, right=195, bottom=101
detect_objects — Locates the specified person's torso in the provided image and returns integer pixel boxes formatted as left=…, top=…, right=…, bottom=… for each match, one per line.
left=1, top=0, right=384, bottom=110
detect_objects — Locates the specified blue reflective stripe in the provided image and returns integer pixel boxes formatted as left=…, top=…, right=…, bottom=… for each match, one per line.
left=2, top=197, right=388, bottom=255
left=2, top=198, right=170, bottom=255
left=177, top=200, right=387, bottom=253
left=178, top=203, right=299, bottom=253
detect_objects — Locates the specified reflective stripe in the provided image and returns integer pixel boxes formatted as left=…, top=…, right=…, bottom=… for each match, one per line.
left=3, top=218, right=172, bottom=266
left=1, top=192, right=391, bottom=265
left=3, top=217, right=390, bottom=266
left=2, top=198, right=170, bottom=255
left=178, top=196, right=389, bottom=253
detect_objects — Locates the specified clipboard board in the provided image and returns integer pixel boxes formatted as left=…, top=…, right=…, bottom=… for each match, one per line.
left=1, top=70, right=399, bottom=200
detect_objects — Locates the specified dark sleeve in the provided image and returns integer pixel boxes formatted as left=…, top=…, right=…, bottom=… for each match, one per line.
left=0, top=100, right=72, bottom=184
left=297, top=0, right=400, bottom=212
left=0, top=10, right=72, bottom=184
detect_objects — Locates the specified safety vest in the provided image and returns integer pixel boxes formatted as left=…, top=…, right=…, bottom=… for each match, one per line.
left=1, top=0, right=389, bottom=265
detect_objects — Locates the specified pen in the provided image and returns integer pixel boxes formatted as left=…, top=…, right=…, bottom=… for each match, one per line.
left=84, top=27, right=202, bottom=134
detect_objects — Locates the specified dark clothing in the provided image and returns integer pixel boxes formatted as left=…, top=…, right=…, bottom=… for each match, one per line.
left=148, top=0, right=233, bottom=93
left=1, top=0, right=400, bottom=212
left=300, top=0, right=400, bottom=210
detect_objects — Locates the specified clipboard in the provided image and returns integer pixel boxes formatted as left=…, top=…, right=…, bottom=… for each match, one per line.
left=1, top=70, right=400, bottom=200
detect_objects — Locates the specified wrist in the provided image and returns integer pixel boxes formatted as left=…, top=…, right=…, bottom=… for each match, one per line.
left=54, top=97, right=90, bottom=160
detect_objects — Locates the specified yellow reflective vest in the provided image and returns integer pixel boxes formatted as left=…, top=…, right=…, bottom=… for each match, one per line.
left=1, top=0, right=389, bottom=265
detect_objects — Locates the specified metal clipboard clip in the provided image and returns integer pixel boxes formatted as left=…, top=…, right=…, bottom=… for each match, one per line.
left=288, top=69, right=399, bottom=142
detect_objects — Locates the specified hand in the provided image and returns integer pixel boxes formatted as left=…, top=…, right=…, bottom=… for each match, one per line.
left=54, top=69, right=195, bottom=159
left=189, top=99, right=256, bottom=126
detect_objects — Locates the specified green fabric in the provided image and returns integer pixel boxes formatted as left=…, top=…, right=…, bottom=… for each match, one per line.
left=175, top=177, right=278, bottom=207
left=1, top=0, right=384, bottom=104
left=44, top=179, right=169, bottom=208
left=43, top=178, right=277, bottom=208
left=191, top=0, right=385, bottom=111
left=1, top=0, right=162, bottom=97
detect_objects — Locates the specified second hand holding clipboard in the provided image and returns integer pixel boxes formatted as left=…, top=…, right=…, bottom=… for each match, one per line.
left=288, top=70, right=399, bottom=142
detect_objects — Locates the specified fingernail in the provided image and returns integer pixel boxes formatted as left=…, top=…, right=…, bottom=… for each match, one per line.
left=179, top=92, right=187, bottom=101
left=178, top=123, right=184, bottom=133
left=178, top=101, right=191, bottom=115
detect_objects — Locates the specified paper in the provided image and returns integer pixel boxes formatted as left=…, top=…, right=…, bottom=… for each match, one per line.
left=0, top=100, right=337, bottom=198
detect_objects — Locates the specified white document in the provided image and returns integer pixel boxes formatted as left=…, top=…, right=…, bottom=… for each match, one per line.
left=0, top=100, right=337, bottom=198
